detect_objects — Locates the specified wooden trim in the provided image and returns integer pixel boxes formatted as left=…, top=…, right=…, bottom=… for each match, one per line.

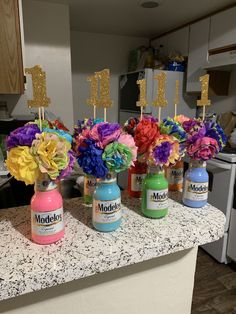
left=209, top=43, right=236, bottom=56
left=14, top=0, right=24, bottom=94
left=150, top=2, right=236, bottom=43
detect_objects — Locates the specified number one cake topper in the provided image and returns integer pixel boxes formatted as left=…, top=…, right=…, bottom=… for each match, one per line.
left=25, top=65, right=51, bottom=130
left=136, top=78, right=148, bottom=120
left=197, top=74, right=211, bottom=121
left=152, top=72, right=168, bottom=121
left=87, top=69, right=113, bottom=122
left=87, top=74, right=98, bottom=119
left=174, top=80, right=179, bottom=118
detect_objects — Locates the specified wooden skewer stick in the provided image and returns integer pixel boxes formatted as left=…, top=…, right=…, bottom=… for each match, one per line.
left=104, top=108, right=107, bottom=122
left=93, top=105, right=96, bottom=119
left=38, top=107, right=42, bottom=131
left=140, top=106, right=143, bottom=120
left=42, top=107, right=45, bottom=120
left=202, top=105, right=206, bottom=121
left=158, top=107, right=162, bottom=122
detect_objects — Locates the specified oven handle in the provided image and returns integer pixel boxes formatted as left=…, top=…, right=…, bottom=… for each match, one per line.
left=207, top=159, right=232, bottom=170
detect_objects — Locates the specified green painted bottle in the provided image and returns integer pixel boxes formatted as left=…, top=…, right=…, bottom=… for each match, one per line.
left=141, top=165, right=168, bottom=218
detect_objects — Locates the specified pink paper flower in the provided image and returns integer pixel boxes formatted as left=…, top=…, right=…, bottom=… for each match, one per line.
left=187, top=137, right=219, bottom=161
left=118, top=133, right=137, bottom=165
left=90, top=122, right=121, bottom=148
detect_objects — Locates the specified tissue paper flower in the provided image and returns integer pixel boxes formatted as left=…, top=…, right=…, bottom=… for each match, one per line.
left=174, top=115, right=190, bottom=124
left=6, top=124, right=41, bottom=150
left=118, top=133, right=137, bottom=165
left=187, top=137, right=219, bottom=161
left=43, top=127, right=72, bottom=143
left=149, top=135, right=180, bottom=167
left=31, top=132, right=70, bottom=180
left=77, top=139, right=108, bottom=178
left=160, top=117, right=187, bottom=142
left=134, top=116, right=159, bottom=155
left=124, top=117, right=140, bottom=136
left=102, top=142, right=133, bottom=173
left=90, top=122, right=121, bottom=148
left=58, top=150, right=76, bottom=180
left=6, top=146, right=39, bottom=185
left=204, top=121, right=227, bottom=150
left=183, top=119, right=206, bottom=144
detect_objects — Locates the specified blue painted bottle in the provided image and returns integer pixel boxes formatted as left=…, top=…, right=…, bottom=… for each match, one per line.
left=183, top=159, right=209, bottom=208
left=92, top=173, right=121, bottom=232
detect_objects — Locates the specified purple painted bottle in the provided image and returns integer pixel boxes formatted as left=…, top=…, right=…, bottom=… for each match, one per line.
left=182, top=159, right=209, bottom=208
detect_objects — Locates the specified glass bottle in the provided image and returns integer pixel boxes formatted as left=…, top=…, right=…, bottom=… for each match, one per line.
left=141, top=165, right=168, bottom=219
left=166, top=160, right=184, bottom=191
left=93, top=173, right=121, bottom=232
left=84, top=174, right=97, bottom=204
left=182, top=159, right=209, bottom=208
left=128, top=161, right=147, bottom=198
left=31, top=174, right=64, bottom=244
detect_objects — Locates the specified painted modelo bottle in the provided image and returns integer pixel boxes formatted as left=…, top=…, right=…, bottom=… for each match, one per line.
left=84, top=174, right=97, bottom=204
left=166, top=160, right=184, bottom=191
left=93, top=173, right=121, bottom=232
left=182, top=159, right=209, bottom=208
left=141, top=165, right=168, bottom=219
left=31, top=175, right=64, bottom=244
left=128, top=161, right=147, bottom=198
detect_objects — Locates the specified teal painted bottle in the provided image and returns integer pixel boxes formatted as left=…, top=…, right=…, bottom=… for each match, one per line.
left=183, top=159, right=209, bottom=208
left=84, top=175, right=97, bottom=204
left=141, top=165, right=168, bottom=219
left=92, top=173, right=121, bottom=232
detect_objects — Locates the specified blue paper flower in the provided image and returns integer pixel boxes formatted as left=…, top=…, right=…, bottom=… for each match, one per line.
left=43, top=127, right=72, bottom=143
left=77, top=139, right=108, bottom=178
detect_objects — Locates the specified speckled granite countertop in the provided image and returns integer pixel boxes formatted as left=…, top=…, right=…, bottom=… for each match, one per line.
left=0, top=192, right=225, bottom=301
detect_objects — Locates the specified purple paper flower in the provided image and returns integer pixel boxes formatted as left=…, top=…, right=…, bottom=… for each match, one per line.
left=183, top=119, right=206, bottom=144
left=153, top=141, right=172, bottom=164
left=90, top=122, right=121, bottom=148
left=58, top=150, right=76, bottom=180
left=6, top=124, right=41, bottom=150
left=204, top=121, right=227, bottom=150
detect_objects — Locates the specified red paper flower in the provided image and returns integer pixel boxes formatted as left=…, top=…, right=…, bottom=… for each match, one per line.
left=134, top=117, right=159, bottom=155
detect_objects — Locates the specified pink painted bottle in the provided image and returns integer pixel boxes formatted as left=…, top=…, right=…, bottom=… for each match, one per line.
left=31, top=174, right=65, bottom=245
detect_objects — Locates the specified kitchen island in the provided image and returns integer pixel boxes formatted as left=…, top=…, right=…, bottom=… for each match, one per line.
left=0, top=192, right=225, bottom=314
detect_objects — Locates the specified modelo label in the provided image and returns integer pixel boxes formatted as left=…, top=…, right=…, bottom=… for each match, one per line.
left=146, top=189, right=168, bottom=210
left=93, top=198, right=121, bottom=224
left=31, top=207, right=64, bottom=236
left=183, top=180, right=208, bottom=201
left=166, top=168, right=183, bottom=185
left=84, top=177, right=97, bottom=196
left=131, top=173, right=146, bottom=192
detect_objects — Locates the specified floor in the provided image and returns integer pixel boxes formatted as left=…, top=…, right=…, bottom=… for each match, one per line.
left=192, top=248, right=236, bottom=314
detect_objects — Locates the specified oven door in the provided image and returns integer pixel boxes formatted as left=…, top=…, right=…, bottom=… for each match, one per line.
left=206, top=158, right=235, bottom=232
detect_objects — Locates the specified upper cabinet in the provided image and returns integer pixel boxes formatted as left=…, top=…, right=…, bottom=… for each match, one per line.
left=152, top=26, right=189, bottom=57
left=186, top=18, right=210, bottom=93
left=0, top=0, right=24, bottom=94
left=209, top=7, right=236, bottom=50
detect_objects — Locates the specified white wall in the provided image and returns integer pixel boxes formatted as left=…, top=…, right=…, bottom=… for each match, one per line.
left=71, top=31, right=148, bottom=123
left=1, top=0, right=74, bottom=131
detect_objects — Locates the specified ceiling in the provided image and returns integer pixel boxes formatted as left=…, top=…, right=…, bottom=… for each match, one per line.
left=42, top=0, right=236, bottom=38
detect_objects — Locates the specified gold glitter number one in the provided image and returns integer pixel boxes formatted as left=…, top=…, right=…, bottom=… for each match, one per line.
left=25, top=65, right=51, bottom=130
left=152, top=72, right=168, bottom=121
left=136, top=79, right=148, bottom=120
left=197, top=74, right=211, bottom=121
left=87, top=69, right=112, bottom=122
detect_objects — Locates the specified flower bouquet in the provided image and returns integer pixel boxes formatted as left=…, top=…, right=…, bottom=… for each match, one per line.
left=141, top=128, right=183, bottom=218
left=181, top=118, right=227, bottom=207
left=5, top=120, right=75, bottom=244
left=74, top=121, right=137, bottom=232
left=124, top=115, right=159, bottom=197
left=160, top=117, right=187, bottom=191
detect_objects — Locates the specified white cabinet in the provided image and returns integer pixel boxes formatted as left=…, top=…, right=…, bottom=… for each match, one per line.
left=152, top=26, right=189, bottom=57
left=167, top=27, right=189, bottom=56
left=186, top=18, right=210, bottom=92
left=209, top=7, right=236, bottom=50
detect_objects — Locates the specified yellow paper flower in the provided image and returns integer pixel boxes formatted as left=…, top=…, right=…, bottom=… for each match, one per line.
left=31, top=132, right=70, bottom=180
left=6, top=146, right=39, bottom=185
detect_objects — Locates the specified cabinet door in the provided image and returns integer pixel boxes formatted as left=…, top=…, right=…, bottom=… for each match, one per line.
left=0, top=0, right=24, bottom=94
left=167, top=27, right=189, bottom=56
left=209, top=7, right=236, bottom=50
left=186, top=18, right=210, bottom=93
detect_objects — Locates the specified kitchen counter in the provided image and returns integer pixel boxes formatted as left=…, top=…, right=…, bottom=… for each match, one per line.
left=0, top=191, right=225, bottom=305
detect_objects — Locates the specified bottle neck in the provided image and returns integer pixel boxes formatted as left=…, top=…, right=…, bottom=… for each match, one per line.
left=189, top=159, right=206, bottom=169
left=148, top=164, right=164, bottom=175
left=97, top=173, right=117, bottom=184
left=35, top=174, right=57, bottom=192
